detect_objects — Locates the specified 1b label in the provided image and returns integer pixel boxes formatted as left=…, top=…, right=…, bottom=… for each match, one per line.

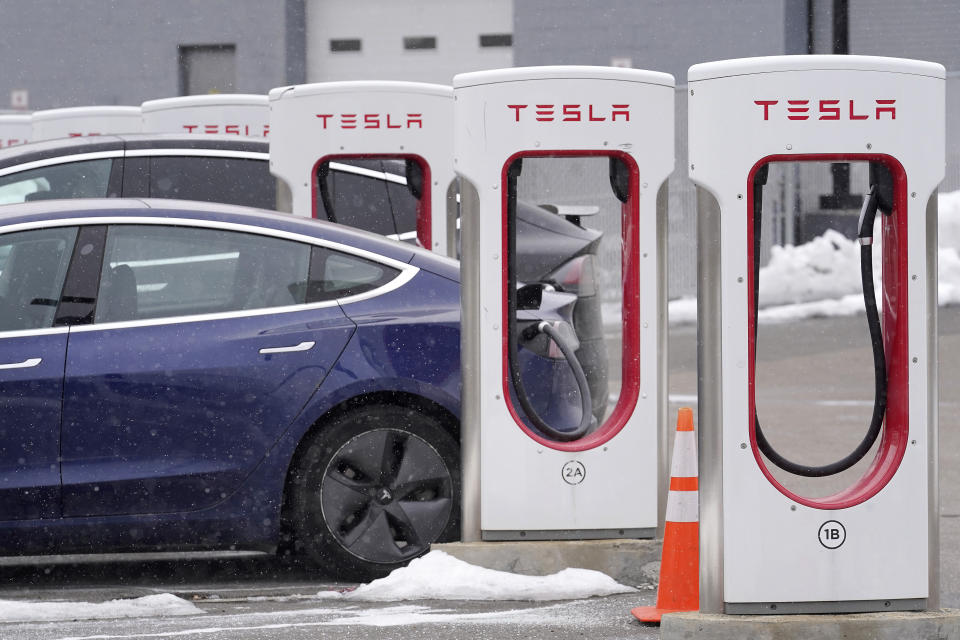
left=818, top=520, right=846, bottom=549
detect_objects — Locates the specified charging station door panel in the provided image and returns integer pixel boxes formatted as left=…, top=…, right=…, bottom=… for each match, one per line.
left=141, top=95, right=269, bottom=137
left=268, top=82, right=453, bottom=255
left=689, top=56, right=944, bottom=613
left=0, top=115, right=31, bottom=148
left=455, top=67, right=673, bottom=539
left=32, top=106, right=142, bottom=141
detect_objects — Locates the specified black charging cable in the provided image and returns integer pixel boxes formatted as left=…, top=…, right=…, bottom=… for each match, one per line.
left=505, top=160, right=594, bottom=442
left=753, top=176, right=890, bottom=477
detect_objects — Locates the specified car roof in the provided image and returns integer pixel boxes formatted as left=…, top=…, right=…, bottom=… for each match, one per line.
left=0, top=134, right=268, bottom=170
left=0, top=198, right=423, bottom=264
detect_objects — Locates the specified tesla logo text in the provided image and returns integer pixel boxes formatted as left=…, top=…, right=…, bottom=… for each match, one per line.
left=315, top=113, right=423, bottom=129
left=507, top=104, right=630, bottom=122
left=182, top=124, right=270, bottom=136
left=754, top=99, right=896, bottom=121
left=67, top=132, right=103, bottom=137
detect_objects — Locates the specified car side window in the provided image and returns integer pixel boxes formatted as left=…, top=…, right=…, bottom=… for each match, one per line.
left=307, top=245, right=401, bottom=303
left=0, top=159, right=113, bottom=204
left=148, top=156, right=276, bottom=210
left=386, top=180, right=418, bottom=238
left=0, top=226, right=78, bottom=331
left=322, top=169, right=397, bottom=237
left=95, top=225, right=310, bottom=323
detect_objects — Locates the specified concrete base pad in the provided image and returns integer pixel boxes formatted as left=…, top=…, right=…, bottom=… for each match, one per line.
left=660, top=609, right=960, bottom=640
left=431, top=539, right=661, bottom=586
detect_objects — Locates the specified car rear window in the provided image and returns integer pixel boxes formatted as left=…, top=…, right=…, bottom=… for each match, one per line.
left=95, top=224, right=310, bottom=323
left=307, top=245, right=400, bottom=302
left=0, top=159, right=113, bottom=204
left=149, top=156, right=276, bottom=210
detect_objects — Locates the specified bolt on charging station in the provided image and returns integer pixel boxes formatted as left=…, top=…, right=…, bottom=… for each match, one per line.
left=455, top=67, right=673, bottom=541
left=268, top=81, right=455, bottom=255
left=690, top=56, right=943, bottom=614
left=31, top=105, right=142, bottom=141
left=141, top=94, right=269, bottom=137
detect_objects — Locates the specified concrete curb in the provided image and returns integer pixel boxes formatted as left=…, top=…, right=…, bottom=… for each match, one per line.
left=660, top=609, right=960, bottom=640
left=431, top=539, right=662, bottom=586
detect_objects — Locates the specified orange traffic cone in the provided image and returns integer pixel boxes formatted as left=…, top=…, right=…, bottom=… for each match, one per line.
left=631, top=407, right=699, bottom=623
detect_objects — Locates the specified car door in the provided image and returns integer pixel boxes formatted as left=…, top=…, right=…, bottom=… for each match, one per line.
left=0, top=225, right=78, bottom=520
left=60, top=222, right=355, bottom=517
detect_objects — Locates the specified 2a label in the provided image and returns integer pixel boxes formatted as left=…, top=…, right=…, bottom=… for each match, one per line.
left=818, top=520, right=846, bottom=549
left=562, top=461, right=586, bottom=485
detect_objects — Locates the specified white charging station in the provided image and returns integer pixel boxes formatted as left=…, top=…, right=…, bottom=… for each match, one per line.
left=31, top=106, right=142, bottom=141
left=268, top=81, right=454, bottom=254
left=690, top=56, right=943, bottom=613
left=141, top=94, right=269, bottom=137
left=455, top=66, right=673, bottom=540
left=0, top=114, right=30, bottom=149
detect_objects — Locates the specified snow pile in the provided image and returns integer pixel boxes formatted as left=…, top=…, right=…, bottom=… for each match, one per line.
left=317, top=551, right=635, bottom=602
left=939, top=190, right=960, bottom=306
left=668, top=189, right=960, bottom=324
left=0, top=593, right=204, bottom=623
left=757, top=229, right=865, bottom=308
left=941, top=190, right=960, bottom=250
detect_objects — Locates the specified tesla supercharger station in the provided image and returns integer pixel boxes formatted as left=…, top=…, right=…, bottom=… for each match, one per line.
left=141, top=94, right=269, bottom=137
left=0, top=114, right=30, bottom=148
left=690, top=56, right=943, bottom=613
left=268, top=82, right=454, bottom=254
left=32, top=106, right=142, bottom=141
left=455, top=67, right=673, bottom=540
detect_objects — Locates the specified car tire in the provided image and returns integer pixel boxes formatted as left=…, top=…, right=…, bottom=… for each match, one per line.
left=289, top=404, right=460, bottom=581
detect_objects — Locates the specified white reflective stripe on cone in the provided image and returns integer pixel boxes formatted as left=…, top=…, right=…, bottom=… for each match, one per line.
left=665, top=489, right=699, bottom=523
left=671, top=430, right=698, bottom=478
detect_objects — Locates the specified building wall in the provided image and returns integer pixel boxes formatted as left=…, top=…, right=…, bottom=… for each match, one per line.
left=514, top=0, right=808, bottom=79
left=0, top=0, right=293, bottom=110
left=305, top=0, right=512, bottom=84
left=846, top=0, right=960, bottom=190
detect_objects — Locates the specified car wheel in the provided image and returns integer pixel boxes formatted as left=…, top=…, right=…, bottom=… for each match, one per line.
left=289, top=405, right=460, bottom=580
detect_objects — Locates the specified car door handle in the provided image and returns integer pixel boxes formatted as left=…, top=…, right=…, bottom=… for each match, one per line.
left=259, top=341, right=315, bottom=355
left=0, top=357, right=42, bottom=370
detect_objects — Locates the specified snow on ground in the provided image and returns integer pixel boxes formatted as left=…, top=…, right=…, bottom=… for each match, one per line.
left=666, top=189, right=960, bottom=325
left=0, top=593, right=204, bottom=623
left=316, top=551, right=635, bottom=602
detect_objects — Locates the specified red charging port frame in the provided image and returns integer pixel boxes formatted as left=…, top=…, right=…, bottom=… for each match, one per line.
left=500, top=149, right=642, bottom=453
left=747, top=153, right=909, bottom=510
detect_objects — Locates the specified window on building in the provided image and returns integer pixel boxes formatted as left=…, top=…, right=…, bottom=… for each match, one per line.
left=403, top=36, right=437, bottom=50
left=178, top=44, right=236, bottom=95
left=479, top=34, right=512, bottom=47
left=330, top=39, right=361, bottom=52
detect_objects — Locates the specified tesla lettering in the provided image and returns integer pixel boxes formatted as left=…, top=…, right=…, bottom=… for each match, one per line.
left=507, top=104, right=631, bottom=122
left=754, top=99, right=896, bottom=120
left=181, top=124, right=270, bottom=137
left=315, top=113, right=424, bottom=129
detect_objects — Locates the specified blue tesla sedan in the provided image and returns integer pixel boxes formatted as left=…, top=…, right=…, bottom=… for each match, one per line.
left=0, top=198, right=586, bottom=579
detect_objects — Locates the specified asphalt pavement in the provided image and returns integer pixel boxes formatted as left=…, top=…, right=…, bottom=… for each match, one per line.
left=0, top=307, right=956, bottom=639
